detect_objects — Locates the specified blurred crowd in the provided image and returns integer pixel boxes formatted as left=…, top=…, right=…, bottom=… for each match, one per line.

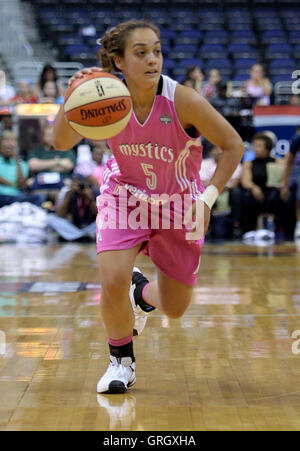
left=0, top=63, right=299, bottom=242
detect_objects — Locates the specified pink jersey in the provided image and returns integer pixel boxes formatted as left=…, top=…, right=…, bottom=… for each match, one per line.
left=101, top=75, right=204, bottom=200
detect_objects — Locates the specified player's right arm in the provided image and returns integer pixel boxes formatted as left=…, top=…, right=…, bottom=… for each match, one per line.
left=53, top=104, right=82, bottom=151
left=53, top=67, right=103, bottom=151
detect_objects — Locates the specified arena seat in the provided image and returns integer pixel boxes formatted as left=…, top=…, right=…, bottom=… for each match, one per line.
left=177, top=58, right=203, bottom=68
left=171, top=44, right=199, bottom=55
left=228, top=44, right=258, bottom=59
left=160, top=29, right=176, bottom=40
left=253, top=8, right=279, bottom=18
left=25, top=0, right=300, bottom=88
left=272, top=74, right=294, bottom=84
left=294, top=44, right=300, bottom=59
left=261, top=30, right=287, bottom=44
left=264, top=43, right=292, bottom=59
left=230, top=30, right=257, bottom=45
left=200, top=44, right=226, bottom=59
left=206, top=58, right=232, bottom=76
left=64, top=44, right=90, bottom=58
left=162, top=58, right=176, bottom=71
left=288, top=31, right=300, bottom=45
left=203, top=30, right=229, bottom=45
left=172, top=67, right=189, bottom=79
left=178, top=30, right=203, bottom=40
left=227, top=23, right=254, bottom=31
left=268, top=58, right=296, bottom=76
left=232, top=73, right=250, bottom=82
left=233, top=58, right=259, bottom=74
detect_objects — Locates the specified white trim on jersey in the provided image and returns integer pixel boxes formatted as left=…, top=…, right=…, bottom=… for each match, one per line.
left=175, top=137, right=202, bottom=192
left=189, top=179, right=202, bottom=200
left=101, top=163, right=121, bottom=194
left=161, top=75, right=177, bottom=102
left=102, top=162, right=120, bottom=182
left=175, top=148, right=190, bottom=191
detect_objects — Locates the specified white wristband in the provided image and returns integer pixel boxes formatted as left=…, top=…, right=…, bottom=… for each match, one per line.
left=199, top=185, right=219, bottom=210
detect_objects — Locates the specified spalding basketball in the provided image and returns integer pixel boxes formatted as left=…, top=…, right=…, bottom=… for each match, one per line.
left=64, top=71, right=132, bottom=140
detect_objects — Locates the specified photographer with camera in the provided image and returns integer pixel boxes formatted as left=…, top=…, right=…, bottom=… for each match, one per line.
left=56, top=174, right=97, bottom=230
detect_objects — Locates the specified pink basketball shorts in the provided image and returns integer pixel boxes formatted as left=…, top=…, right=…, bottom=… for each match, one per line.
left=96, top=189, right=204, bottom=286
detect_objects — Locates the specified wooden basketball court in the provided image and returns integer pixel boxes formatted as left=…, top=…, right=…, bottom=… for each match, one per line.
left=0, top=242, right=300, bottom=431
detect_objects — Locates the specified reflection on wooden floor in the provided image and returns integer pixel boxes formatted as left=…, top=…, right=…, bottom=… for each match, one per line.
left=0, top=242, right=300, bottom=431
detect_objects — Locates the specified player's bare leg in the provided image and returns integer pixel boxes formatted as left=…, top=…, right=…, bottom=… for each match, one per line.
left=97, top=245, right=141, bottom=394
left=135, top=267, right=193, bottom=318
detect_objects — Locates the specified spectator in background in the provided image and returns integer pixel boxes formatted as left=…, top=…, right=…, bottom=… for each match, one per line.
left=200, top=144, right=243, bottom=238
left=244, top=64, right=272, bottom=107
left=281, top=125, right=300, bottom=241
left=39, top=80, right=64, bottom=105
left=34, top=63, right=65, bottom=99
left=202, top=69, right=222, bottom=100
left=9, top=80, right=37, bottom=104
left=242, top=130, right=277, bottom=163
left=56, top=173, right=97, bottom=230
left=8, top=80, right=40, bottom=157
left=200, top=145, right=241, bottom=188
left=210, top=81, right=240, bottom=132
left=0, top=111, right=13, bottom=134
left=183, top=66, right=205, bottom=94
left=75, top=140, right=108, bottom=191
left=241, top=133, right=282, bottom=233
left=0, top=130, right=44, bottom=207
left=182, top=68, right=205, bottom=138
left=0, top=70, right=15, bottom=106
left=27, top=124, right=75, bottom=201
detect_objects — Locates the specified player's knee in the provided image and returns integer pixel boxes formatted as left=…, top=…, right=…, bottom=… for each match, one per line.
left=164, top=306, right=187, bottom=319
left=162, top=298, right=191, bottom=319
left=101, top=274, right=130, bottom=304
left=160, top=290, right=192, bottom=318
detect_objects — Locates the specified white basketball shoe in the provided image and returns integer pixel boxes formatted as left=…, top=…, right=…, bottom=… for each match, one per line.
left=97, top=356, right=136, bottom=394
left=129, top=267, right=154, bottom=336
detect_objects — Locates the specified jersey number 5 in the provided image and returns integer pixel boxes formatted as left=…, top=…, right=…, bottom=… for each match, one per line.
left=141, top=163, right=157, bottom=190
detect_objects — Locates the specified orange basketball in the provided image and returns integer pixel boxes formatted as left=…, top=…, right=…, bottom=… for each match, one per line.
left=64, top=71, right=132, bottom=140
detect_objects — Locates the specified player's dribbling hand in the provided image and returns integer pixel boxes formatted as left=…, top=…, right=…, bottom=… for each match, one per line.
left=184, top=199, right=211, bottom=244
left=68, top=67, right=104, bottom=86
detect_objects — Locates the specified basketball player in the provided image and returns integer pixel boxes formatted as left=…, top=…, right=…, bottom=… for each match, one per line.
left=53, top=20, right=244, bottom=394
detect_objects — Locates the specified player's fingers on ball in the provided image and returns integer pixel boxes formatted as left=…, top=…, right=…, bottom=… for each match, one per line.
left=69, top=67, right=103, bottom=85
left=81, top=67, right=101, bottom=74
left=68, top=74, right=83, bottom=85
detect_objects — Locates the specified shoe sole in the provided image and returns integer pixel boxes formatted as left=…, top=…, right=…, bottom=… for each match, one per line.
left=98, top=377, right=136, bottom=394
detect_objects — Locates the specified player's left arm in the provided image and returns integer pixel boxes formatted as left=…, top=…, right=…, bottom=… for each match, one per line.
left=175, top=84, right=244, bottom=195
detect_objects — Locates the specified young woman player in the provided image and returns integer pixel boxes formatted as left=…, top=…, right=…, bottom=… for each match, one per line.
left=53, top=20, right=244, bottom=394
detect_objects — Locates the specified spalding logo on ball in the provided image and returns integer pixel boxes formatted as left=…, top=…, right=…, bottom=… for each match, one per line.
left=64, top=71, right=132, bottom=140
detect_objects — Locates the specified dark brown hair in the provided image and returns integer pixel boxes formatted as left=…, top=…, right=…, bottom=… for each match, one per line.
left=98, top=20, right=160, bottom=72
left=253, top=133, right=273, bottom=152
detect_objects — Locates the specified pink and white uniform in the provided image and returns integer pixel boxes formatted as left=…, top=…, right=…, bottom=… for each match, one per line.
left=96, top=75, right=205, bottom=286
